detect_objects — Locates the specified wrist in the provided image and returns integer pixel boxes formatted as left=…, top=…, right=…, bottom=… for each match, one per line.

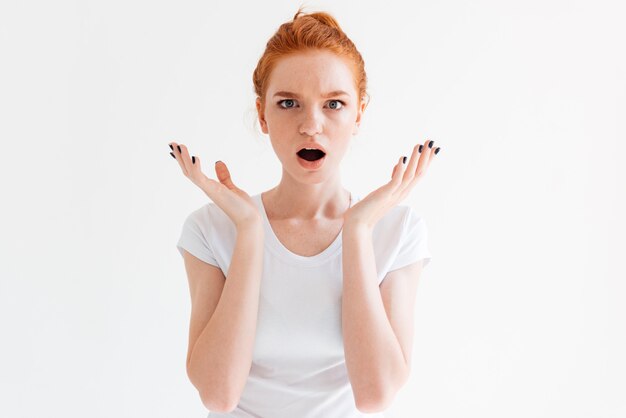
left=236, top=218, right=264, bottom=235
left=343, top=219, right=373, bottom=235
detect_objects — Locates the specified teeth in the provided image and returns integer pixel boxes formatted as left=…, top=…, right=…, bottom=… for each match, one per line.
left=298, top=147, right=326, bottom=155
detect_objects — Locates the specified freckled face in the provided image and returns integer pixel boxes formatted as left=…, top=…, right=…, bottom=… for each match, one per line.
left=256, top=49, right=364, bottom=180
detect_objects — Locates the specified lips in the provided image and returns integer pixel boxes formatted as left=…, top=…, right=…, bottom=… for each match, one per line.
left=297, top=152, right=326, bottom=169
left=297, top=148, right=326, bottom=161
left=296, top=142, right=327, bottom=155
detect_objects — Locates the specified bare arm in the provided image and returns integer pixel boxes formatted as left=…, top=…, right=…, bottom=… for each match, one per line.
left=186, top=221, right=264, bottom=412
left=341, top=224, right=409, bottom=413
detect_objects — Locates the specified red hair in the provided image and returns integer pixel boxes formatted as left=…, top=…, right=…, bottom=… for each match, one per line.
left=253, top=7, right=369, bottom=110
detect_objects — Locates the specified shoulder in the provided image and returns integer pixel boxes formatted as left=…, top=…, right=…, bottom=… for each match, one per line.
left=375, top=204, right=414, bottom=233
left=181, top=202, right=239, bottom=252
left=184, top=201, right=231, bottom=228
left=373, top=204, right=429, bottom=251
left=401, top=205, right=427, bottom=230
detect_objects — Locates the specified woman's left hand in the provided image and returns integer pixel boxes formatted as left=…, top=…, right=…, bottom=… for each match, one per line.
left=344, top=139, right=440, bottom=231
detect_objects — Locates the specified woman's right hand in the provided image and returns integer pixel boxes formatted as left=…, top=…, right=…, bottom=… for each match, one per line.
left=170, top=142, right=262, bottom=229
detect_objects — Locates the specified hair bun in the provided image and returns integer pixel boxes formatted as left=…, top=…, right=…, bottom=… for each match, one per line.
left=252, top=7, right=369, bottom=111
left=293, top=8, right=342, bottom=31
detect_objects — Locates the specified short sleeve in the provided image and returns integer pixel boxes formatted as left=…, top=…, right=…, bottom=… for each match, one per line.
left=176, top=210, right=220, bottom=267
left=388, top=207, right=432, bottom=271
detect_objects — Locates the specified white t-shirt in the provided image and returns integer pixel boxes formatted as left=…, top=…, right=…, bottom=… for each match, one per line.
left=176, top=191, right=432, bottom=417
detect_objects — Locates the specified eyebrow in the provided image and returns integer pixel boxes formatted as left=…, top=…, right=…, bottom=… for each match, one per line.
left=272, top=90, right=351, bottom=99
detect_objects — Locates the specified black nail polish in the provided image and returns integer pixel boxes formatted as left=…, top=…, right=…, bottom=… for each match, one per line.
left=170, top=152, right=175, bottom=159
left=435, top=147, right=441, bottom=155
left=169, top=144, right=173, bottom=151
left=402, top=156, right=407, bottom=164
left=428, top=140, right=434, bottom=148
left=418, top=145, right=423, bottom=153
left=177, top=145, right=181, bottom=153
left=192, top=156, right=195, bottom=164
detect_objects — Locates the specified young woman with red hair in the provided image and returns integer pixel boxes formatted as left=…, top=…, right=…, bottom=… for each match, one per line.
left=172, top=7, right=440, bottom=417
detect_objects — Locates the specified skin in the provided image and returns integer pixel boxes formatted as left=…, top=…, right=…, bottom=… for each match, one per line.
left=169, top=47, right=442, bottom=412
left=255, top=49, right=366, bottom=221
left=255, top=48, right=440, bottom=226
left=168, top=48, right=441, bottom=227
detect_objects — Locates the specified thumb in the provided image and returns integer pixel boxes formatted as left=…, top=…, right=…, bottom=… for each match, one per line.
left=214, top=161, right=238, bottom=190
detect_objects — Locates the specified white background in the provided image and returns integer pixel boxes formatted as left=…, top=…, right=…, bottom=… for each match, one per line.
left=1, top=0, right=624, bottom=417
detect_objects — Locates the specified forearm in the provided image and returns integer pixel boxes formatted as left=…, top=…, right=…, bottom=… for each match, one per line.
left=188, top=222, right=264, bottom=410
left=341, top=224, right=408, bottom=410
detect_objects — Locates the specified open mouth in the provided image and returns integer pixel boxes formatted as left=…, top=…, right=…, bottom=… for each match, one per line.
left=296, top=148, right=326, bottom=161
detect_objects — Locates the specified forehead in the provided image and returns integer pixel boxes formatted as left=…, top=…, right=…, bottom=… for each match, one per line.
left=267, top=50, right=357, bottom=97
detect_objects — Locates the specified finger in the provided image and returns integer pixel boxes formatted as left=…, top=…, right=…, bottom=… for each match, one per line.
left=391, top=143, right=419, bottom=199
left=430, top=146, right=441, bottom=165
left=215, top=161, right=238, bottom=191
left=390, top=155, right=407, bottom=189
left=170, top=141, right=188, bottom=177
left=396, top=140, right=429, bottom=198
left=177, top=143, right=194, bottom=176
left=413, top=139, right=434, bottom=179
left=192, top=155, right=201, bottom=170
left=422, top=140, right=437, bottom=172
left=402, top=142, right=422, bottom=183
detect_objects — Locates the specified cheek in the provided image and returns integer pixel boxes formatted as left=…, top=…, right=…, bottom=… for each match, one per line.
left=339, top=106, right=358, bottom=121
left=267, top=110, right=294, bottom=129
left=264, top=110, right=287, bottom=133
left=334, top=111, right=357, bottom=131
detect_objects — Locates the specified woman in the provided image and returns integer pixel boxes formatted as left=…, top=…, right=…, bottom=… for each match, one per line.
left=172, top=8, right=440, bottom=417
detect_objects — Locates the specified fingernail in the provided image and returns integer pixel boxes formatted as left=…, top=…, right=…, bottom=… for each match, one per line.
left=177, top=145, right=181, bottom=153
left=215, top=160, right=221, bottom=165
left=402, top=156, right=407, bottom=164
left=435, top=147, right=441, bottom=155
left=418, top=145, right=423, bottom=153
left=428, top=140, right=434, bottom=148
left=192, top=156, right=195, bottom=164
left=170, top=152, right=175, bottom=159
left=169, top=144, right=173, bottom=151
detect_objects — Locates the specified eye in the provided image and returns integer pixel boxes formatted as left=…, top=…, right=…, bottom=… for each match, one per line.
left=327, top=100, right=345, bottom=110
left=278, top=99, right=297, bottom=109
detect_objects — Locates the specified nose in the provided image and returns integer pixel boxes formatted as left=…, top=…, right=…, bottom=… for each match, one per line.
left=298, top=107, right=323, bottom=137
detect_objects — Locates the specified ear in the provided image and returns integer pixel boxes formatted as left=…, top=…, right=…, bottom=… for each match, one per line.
left=256, top=97, right=269, bottom=134
left=352, top=99, right=367, bottom=136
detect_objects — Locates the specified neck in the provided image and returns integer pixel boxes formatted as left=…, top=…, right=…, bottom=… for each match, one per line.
left=262, top=178, right=351, bottom=221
